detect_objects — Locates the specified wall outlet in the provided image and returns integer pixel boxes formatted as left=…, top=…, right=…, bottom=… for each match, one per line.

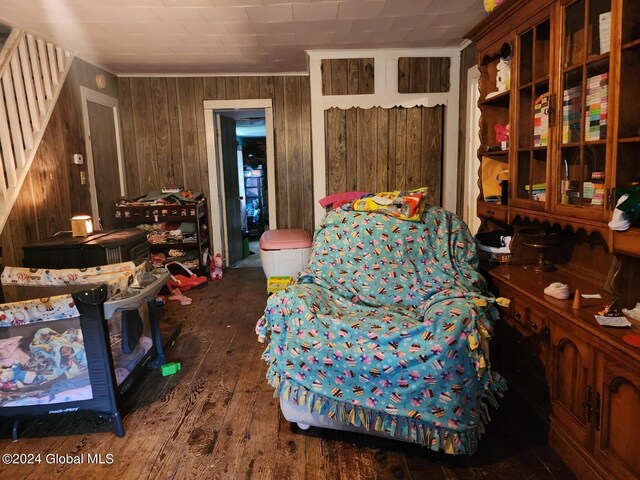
left=73, top=154, right=84, bottom=165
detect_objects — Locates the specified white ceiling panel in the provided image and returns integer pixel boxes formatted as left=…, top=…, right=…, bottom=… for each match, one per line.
left=0, top=0, right=484, bottom=74
left=379, top=0, right=432, bottom=17
left=245, top=4, right=294, bottom=23
left=292, top=2, right=339, bottom=21
left=198, top=7, right=250, bottom=23
left=337, top=1, right=386, bottom=20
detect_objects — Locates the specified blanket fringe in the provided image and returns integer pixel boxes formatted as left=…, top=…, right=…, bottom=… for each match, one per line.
left=266, top=368, right=507, bottom=455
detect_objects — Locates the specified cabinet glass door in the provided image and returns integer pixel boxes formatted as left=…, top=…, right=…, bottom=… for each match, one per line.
left=513, top=17, right=552, bottom=209
left=555, top=0, right=612, bottom=220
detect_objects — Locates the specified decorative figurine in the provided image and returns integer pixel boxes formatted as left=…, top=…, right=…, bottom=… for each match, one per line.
left=496, top=57, right=511, bottom=93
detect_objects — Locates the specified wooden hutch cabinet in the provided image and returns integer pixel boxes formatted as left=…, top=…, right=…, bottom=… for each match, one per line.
left=468, top=1, right=640, bottom=479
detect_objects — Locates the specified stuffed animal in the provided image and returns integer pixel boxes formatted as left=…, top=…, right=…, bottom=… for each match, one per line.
left=496, top=57, right=511, bottom=92
left=211, top=253, right=223, bottom=280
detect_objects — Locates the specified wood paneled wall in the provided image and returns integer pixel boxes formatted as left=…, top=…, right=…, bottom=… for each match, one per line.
left=325, top=106, right=444, bottom=206
left=0, top=62, right=96, bottom=265
left=118, top=75, right=313, bottom=233
left=321, top=58, right=375, bottom=95
left=398, top=57, right=451, bottom=93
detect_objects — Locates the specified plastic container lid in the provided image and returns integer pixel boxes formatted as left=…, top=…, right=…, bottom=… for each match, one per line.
left=259, top=229, right=312, bottom=250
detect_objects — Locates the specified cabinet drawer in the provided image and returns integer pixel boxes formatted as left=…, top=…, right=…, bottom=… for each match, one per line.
left=495, top=282, right=547, bottom=335
left=478, top=204, right=508, bottom=222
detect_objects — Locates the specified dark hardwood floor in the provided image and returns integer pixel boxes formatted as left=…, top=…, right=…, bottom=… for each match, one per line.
left=0, top=268, right=575, bottom=479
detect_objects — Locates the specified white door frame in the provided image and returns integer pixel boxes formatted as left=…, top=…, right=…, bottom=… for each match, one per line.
left=463, top=66, right=481, bottom=234
left=80, top=86, right=126, bottom=227
left=204, top=99, right=276, bottom=266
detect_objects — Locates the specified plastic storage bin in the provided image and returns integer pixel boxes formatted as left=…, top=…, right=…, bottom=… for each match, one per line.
left=259, top=229, right=312, bottom=278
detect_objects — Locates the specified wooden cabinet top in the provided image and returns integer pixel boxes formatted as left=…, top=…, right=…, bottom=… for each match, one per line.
left=489, top=264, right=640, bottom=363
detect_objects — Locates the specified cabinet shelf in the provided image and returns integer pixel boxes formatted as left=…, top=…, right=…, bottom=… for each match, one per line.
left=149, top=239, right=206, bottom=250
left=519, top=77, right=550, bottom=91
left=585, top=51, right=610, bottom=66
left=622, top=38, right=640, bottom=51
left=562, top=63, right=583, bottom=75
left=618, top=136, right=640, bottom=144
left=583, top=139, right=608, bottom=146
left=481, top=149, right=509, bottom=157
left=480, top=90, right=511, bottom=106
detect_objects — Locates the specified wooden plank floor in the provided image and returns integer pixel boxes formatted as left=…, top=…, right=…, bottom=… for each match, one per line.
left=0, top=268, right=575, bottom=480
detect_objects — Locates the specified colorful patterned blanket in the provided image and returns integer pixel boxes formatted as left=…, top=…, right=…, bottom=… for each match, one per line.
left=256, top=206, right=506, bottom=455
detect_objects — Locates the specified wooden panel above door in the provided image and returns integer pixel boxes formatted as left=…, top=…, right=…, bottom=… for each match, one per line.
left=398, top=57, right=451, bottom=93
left=325, top=106, right=444, bottom=206
left=321, top=58, right=374, bottom=96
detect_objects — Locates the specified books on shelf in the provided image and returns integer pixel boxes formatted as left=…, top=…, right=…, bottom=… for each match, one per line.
left=562, top=85, right=581, bottom=144
left=534, top=93, right=549, bottom=147
left=524, top=183, right=546, bottom=202
left=583, top=172, right=605, bottom=206
left=585, top=73, right=608, bottom=141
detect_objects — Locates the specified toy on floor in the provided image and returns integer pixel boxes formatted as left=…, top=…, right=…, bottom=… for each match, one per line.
left=267, top=276, right=291, bottom=294
left=210, top=253, right=223, bottom=280
left=165, top=261, right=207, bottom=291
left=160, top=362, right=181, bottom=376
left=167, top=288, right=192, bottom=306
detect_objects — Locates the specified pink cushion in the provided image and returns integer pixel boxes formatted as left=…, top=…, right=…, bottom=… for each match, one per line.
left=260, top=229, right=312, bottom=250
left=319, top=191, right=367, bottom=208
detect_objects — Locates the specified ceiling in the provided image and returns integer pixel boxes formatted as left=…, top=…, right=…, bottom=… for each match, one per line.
left=0, top=0, right=485, bottom=75
left=218, top=108, right=266, bottom=137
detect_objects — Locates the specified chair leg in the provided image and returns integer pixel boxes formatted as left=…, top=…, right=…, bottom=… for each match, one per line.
left=11, top=419, right=21, bottom=441
left=111, top=411, right=125, bottom=437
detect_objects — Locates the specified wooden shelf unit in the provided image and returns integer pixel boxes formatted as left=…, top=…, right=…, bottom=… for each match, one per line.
left=468, top=0, right=640, bottom=257
left=468, top=2, right=640, bottom=479
left=115, top=198, right=209, bottom=272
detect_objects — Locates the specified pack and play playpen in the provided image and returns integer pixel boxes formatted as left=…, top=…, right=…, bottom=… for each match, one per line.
left=0, top=262, right=170, bottom=439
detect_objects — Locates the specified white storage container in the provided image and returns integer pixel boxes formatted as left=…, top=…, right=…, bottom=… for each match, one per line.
left=259, top=229, right=312, bottom=278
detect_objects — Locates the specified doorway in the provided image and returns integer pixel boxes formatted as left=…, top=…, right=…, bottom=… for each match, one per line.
left=204, top=100, right=276, bottom=268
left=80, top=87, right=126, bottom=230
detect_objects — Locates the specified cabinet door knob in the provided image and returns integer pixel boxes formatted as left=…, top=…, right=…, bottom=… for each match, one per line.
left=485, top=209, right=495, bottom=216
left=514, top=311, right=521, bottom=319
left=530, top=321, right=538, bottom=331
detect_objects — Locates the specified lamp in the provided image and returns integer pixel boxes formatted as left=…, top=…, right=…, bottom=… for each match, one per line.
left=71, top=215, right=94, bottom=237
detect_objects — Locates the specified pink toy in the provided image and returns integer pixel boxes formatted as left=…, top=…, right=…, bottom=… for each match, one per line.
left=168, top=288, right=192, bottom=306
left=319, top=191, right=367, bottom=209
left=495, top=124, right=509, bottom=144
left=210, top=253, right=223, bottom=280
